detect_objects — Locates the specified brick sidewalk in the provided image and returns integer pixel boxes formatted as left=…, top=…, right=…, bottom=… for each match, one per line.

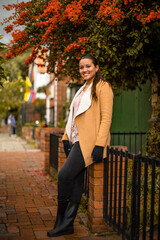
left=0, top=150, right=121, bottom=240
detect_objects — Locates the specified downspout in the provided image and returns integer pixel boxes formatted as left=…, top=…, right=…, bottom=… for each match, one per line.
left=54, top=78, right=58, bottom=127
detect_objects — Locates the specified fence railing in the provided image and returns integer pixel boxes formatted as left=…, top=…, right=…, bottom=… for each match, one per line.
left=84, top=168, right=89, bottom=198
left=110, top=132, right=146, bottom=154
left=103, top=146, right=160, bottom=240
left=50, top=134, right=60, bottom=171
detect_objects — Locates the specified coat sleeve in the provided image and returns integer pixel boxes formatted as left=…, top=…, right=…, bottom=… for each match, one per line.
left=95, top=82, right=113, bottom=147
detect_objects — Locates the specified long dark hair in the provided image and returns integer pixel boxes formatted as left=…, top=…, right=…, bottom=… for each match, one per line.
left=80, top=55, right=103, bottom=100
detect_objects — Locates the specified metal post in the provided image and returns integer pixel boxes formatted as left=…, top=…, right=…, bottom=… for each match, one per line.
left=54, top=79, right=58, bottom=127
left=118, top=149, right=123, bottom=233
left=103, top=146, right=109, bottom=221
left=136, top=154, right=141, bottom=239
left=142, top=156, right=148, bottom=240
left=158, top=186, right=160, bottom=240
left=122, top=150, right=128, bottom=240
left=113, top=148, right=118, bottom=228
left=130, top=154, right=137, bottom=240
left=150, top=157, right=156, bottom=240
left=109, top=147, right=114, bottom=224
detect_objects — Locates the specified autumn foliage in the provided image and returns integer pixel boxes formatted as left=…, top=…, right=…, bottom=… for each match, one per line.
left=2, top=0, right=160, bottom=89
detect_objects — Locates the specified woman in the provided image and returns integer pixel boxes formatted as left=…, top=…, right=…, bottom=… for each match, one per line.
left=47, top=55, right=113, bottom=237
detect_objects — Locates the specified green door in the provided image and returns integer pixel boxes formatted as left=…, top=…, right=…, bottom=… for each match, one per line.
left=110, top=80, right=152, bottom=153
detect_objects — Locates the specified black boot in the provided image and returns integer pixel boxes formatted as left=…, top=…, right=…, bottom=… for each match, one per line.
left=53, top=199, right=69, bottom=229
left=47, top=201, right=79, bottom=237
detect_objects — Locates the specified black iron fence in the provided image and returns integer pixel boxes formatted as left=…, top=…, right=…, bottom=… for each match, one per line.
left=84, top=168, right=89, bottom=198
left=20, top=104, right=47, bottom=125
left=20, top=104, right=56, bottom=127
left=32, top=126, right=37, bottom=140
left=110, top=132, right=146, bottom=154
left=50, top=134, right=60, bottom=171
left=103, top=146, right=160, bottom=240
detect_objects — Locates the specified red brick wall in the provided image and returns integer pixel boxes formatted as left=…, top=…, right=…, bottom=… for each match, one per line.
left=88, top=163, right=107, bottom=232
left=44, top=131, right=51, bottom=171
left=22, top=126, right=64, bottom=151
left=40, top=128, right=55, bottom=151
left=22, top=127, right=34, bottom=141
left=35, top=127, right=41, bottom=148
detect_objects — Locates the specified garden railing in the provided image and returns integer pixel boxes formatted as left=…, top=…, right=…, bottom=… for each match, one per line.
left=103, top=146, right=160, bottom=240
left=110, top=132, right=146, bottom=154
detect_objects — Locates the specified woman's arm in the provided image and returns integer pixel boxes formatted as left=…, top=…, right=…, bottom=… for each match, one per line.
left=95, top=82, right=113, bottom=147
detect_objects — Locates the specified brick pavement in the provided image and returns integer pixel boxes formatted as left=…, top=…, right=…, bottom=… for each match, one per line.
left=0, top=129, right=121, bottom=240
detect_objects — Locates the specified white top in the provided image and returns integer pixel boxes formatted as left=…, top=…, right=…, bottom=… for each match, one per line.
left=71, top=89, right=85, bottom=144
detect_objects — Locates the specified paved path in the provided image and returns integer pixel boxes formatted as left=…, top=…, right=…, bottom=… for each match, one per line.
left=0, top=132, right=40, bottom=152
left=0, top=128, right=121, bottom=240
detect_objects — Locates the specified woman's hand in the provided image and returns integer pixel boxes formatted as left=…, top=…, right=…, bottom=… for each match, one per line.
left=62, top=140, right=71, bottom=157
left=92, top=145, right=104, bottom=163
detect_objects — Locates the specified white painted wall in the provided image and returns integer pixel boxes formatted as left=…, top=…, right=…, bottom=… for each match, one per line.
left=33, top=65, right=50, bottom=99
left=46, top=84, right=54, bottom=124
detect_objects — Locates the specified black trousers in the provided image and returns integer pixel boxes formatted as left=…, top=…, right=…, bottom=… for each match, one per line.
left=58, top=141, right=85, bottom=203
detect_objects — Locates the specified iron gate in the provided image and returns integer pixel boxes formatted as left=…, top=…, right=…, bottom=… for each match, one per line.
left=103, top=146, right=160, bottom=240
left=50, top=134, right=59, bottom=170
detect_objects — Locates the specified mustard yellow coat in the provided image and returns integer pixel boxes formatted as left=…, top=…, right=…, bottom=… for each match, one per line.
left=62, top=80, right=113, bottom=167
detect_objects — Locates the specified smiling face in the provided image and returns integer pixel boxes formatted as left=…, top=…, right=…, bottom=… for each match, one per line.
left=79, top=58, right=99, bottom=83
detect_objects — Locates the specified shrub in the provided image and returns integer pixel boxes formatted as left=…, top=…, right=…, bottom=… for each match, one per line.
left=146, top=100, right=160, bottom=159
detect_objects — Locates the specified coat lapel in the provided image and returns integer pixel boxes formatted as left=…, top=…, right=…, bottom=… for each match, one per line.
left=65, top=84, right=85, bottom=140
left=65, top=82, right=92, bottom=141
left=75, top=83, right=92, bottom=117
